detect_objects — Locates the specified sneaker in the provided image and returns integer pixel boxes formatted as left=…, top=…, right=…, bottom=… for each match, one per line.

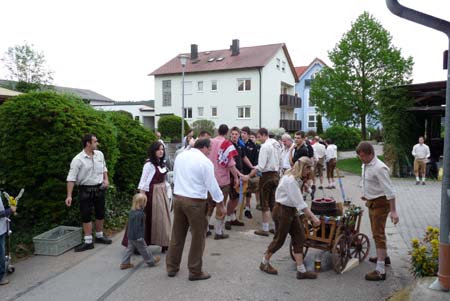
left=422, top=182, right=426, bottom=185
left=214, top=233, right=229, bottom=240
left=95, top=236, right=112, bottom=244
left=225, top=222, right=232, bottom=230
left=368, top=256, right=391, bottom=265
left=148, top=256, right=161, bottom=267
left=229, top=219, right=245, bottom=226
left=296, top=271, right=317, bottom=279
left=188, top=271, right=211, bottom=281
left=365, top=270, right=386, bottom=281
left=74, top=242, right=94, bottom=252
left=120, top=263, right=134, bottom=270
left=254, top=230, right=269, bottom=237
left=244, top=210, right=253, bottom=219
left=0, top=277, right=10, bottom=285
left=259, top=262, right=278, bottom=275
left=415, top=181, right=420, bottom=185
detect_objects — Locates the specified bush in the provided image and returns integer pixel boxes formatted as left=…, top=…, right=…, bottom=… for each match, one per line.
left=323, top=125, right=361, bottom=151
left=105, top=110, right=156, bottom=194
left=191, top=119, right=215, bottom=137
left=157, top=115, right=190, bottom=141
left=410, top=226, right=439, bottom=277
left=0, top=91, right=118, bottom=242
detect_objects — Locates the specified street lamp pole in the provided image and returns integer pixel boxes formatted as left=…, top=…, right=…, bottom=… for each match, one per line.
left=179, top=54, right=188, bottom=146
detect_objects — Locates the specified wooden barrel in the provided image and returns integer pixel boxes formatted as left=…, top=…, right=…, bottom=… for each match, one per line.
left=311, top=198, right=338, bottom=216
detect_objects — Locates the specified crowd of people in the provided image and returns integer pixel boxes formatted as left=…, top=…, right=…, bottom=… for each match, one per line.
left=0, top=127, right=400, bottom=287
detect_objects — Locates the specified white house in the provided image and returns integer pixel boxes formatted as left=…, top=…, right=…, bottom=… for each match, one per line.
left=294, top=58, right=331, bottom=132
left=149, top=40, right=301, bottom=132
left=93, top=101, right=156, bottom=130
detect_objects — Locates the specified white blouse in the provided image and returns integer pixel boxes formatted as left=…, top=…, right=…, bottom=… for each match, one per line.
left=137, top=162, right=167, bottom=192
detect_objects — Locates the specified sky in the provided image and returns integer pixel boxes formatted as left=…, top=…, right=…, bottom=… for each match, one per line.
left=1, top=0, right=449, bottom=101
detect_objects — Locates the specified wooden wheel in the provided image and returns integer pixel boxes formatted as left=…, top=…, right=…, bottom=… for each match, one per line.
left=332, top=234, right=349, bottom=273
left=349, top=233, right=370, bottom=262
left=289, top=238, right=309, bottom=262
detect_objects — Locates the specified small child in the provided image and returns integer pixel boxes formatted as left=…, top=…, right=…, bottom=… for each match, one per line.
left=120, top=193, right=160, bottom=270
left=1, top=195, right=16, bottom=285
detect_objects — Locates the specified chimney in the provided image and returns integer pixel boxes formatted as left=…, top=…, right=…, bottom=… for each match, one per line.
left=191, top=44, right=198, bottom=60
left=231, top=39, right=240, bottom=56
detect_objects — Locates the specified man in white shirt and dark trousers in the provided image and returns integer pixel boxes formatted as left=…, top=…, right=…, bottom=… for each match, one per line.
left=411, top=136, right=430, bottom=185
left=357, top=142, right=399, bottom=281
left=65, top=134, right=112, bottom=252
left=312, top=136, right=326, bottom=190
left=251, top=128, right=282, bottom=236
left=166, top=138, right=225, bottom=281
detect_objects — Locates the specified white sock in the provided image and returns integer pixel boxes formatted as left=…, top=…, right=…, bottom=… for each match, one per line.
left=225, top=215, right=231, bottom=222
left=96, top=231, right=103, bottom=238
left=231, top=213, right=236, bottom=221
left=416, top=176, right=420, bottom=181
left=262, top=256, right=268, bottom=264
left=208, top=215, right=213, bottom=225
left=297, top=264, right=306, bottom=273
left=376, top=261, right=385, bottom=274
left=421, top=178, right=426, bottom=182
left=215, top=218, right=223, bottom=235
left=262, top=223, right=269, bottom=232
left=84, top=235, right=93, bottom=244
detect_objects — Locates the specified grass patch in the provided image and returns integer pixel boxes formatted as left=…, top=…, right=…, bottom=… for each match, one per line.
left=337, top=155, right=384, bottom=175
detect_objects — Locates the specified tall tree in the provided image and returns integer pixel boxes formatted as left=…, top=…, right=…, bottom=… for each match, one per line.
left=310, top=11, right=413, bottom=140
left=2, top=41, right=54, bottom=92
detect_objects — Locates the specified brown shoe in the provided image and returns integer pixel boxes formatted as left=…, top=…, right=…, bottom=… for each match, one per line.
left=254, top=230, right=269, bottom=237
left=188, top=271, right=211, bottom=281
left=214, top=233, right=229, bottom=240
left=368, top=256, right=391, bottom=265
left=225, top=221, right=232, bottom=230
left=167, top=270, right=178, bottom=277
left=120, top=263, right=134, bottom=270
left=229, top=219, right=245, bottom=226
left=148, top=256, right=160, bottom=267
left=259, top=262, right=278, bottom=275
left=296, top=271, right=317, bottom=279
left=365, top=270, right=386, bottom=281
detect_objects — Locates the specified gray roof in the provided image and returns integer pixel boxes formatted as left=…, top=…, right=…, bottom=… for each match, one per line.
left=0, top=79, right=114, bottom=102
left=112, top=100, right=154, bottom=107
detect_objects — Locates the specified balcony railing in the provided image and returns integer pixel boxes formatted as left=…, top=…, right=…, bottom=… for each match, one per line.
left=280, top=94, right=301, bottom=108
left=280, top=119, right=301, bottom=132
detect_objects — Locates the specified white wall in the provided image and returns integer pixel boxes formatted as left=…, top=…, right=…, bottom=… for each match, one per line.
left=94, top=104, right=155, bottom=129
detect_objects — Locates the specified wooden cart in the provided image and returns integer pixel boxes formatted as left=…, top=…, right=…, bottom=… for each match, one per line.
left=290, top=207, right=370, bottom=273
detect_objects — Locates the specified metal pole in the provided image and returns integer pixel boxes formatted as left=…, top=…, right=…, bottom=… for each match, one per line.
left=181, top=65, right=185, bottom=145
left=386, top=0, right=450, bottom=291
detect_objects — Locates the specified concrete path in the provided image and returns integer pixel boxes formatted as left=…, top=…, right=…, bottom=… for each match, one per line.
left=2, top=170, right=448, bottom=301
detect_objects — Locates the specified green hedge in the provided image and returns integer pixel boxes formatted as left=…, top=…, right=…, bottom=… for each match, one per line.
left=157, top=115, right=190, bottom=142
left=105, top=110, right=156, bottom=194
left=323, top=125, right=361, bottom=151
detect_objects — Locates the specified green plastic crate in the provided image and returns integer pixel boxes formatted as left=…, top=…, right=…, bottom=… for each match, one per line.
left=33, top=226, right=82, bottom=256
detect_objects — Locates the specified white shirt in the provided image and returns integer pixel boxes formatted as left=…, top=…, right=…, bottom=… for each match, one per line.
left=361, top=156, right=395, bottom=200
left=257, top=138, right=282, bottom=173
left=281, top=146, right=292, bottom=169
left=313, top=143, right=326, bottom=160
left=325, top=144, right=337, bottom=162
left=66, top=150, right=107, bottom=185
left=173, top=148, right=224, bottom=202
left=275, top=175, right=308, bottom=212
left=137, top=162, right=168, bottom=191
left=412, top=143, right=430, bottom=160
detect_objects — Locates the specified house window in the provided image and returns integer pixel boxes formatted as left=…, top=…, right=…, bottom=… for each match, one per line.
left=197, top=81, right=204, bottom=92
left=211, top=106, right=217, bottom=117
left=238, top=106, right=251, bottom=119
left=183, top=81, right=192, bottom=95
left=238, top=79, right=251, bottom=91
left=198, top=106, right=204, bottom=117
left=211, top=80, right=218, bottom=91
left=162, top=80, right=171, bottom=106
left=276, top=58, right=280, bottom=70
left=282, top=61, right=286, bottom=72
left=280, top=111, right=286, bottom=119
left=184, top=107, right=192, bottom=119
left=134, top=116, right=140, bottom=121
left=308, top=114, right=317, bottom=128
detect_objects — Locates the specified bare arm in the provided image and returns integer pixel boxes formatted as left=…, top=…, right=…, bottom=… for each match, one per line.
left=389, top=198, right=399, bottom=224
left=65, top=182, right=75, bottom=207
